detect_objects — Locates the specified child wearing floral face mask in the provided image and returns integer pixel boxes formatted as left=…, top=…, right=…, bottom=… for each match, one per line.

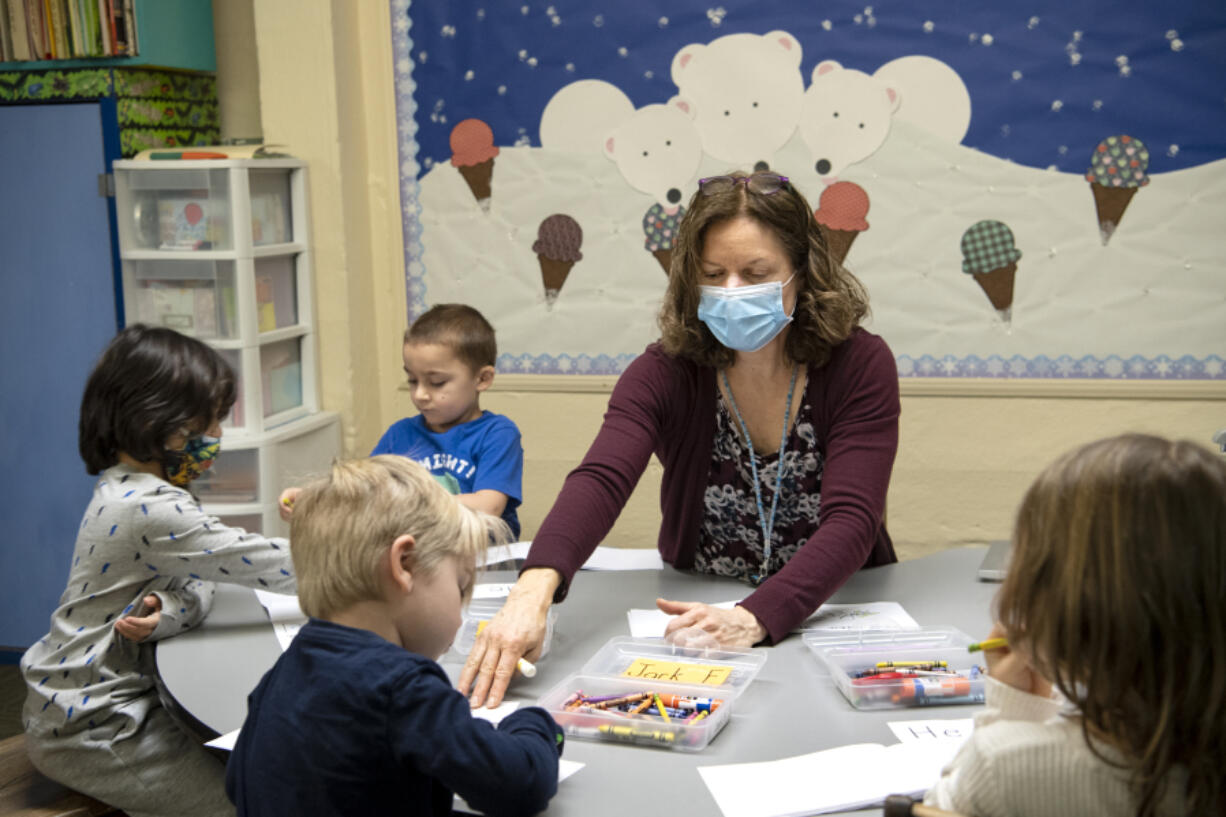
left=20, top=324, right=296, bottom=817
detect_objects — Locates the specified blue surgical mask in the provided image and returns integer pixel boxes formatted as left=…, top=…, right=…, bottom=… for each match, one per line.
left=697, top=275, right=795, bottom=352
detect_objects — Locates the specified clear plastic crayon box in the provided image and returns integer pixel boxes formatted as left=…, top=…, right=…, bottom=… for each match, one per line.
left=537, top=636, right=767, bottom=752
left=804, top=627, right=987, bottom=711
left=449, top=600, right=559, bottom=659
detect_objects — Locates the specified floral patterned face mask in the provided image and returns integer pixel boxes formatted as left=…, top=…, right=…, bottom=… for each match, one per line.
left=163, top=434, right=220, bottom=486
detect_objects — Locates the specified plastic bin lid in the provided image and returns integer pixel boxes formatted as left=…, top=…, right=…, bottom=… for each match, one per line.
left=803, top=626, right=974, bottom=652
left=578, top=636, right=767, bottom=696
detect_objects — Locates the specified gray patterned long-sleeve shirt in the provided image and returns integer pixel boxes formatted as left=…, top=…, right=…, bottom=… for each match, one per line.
left=21, top=464, right=296, bottom=740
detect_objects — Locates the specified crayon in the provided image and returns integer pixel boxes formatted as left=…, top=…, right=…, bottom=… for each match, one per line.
left=589, top=691, right=652, bottom=710
left=967, top=637, right=1009, bottom=653
left=876, top=660, right=949, bottom=669
left=653, top=694, right=671, bottom=723
left=567, top=724, right=676, bottom=747
left=627, top=696, right=654, bottom=716
left=516, top=657, right=537, bottom=678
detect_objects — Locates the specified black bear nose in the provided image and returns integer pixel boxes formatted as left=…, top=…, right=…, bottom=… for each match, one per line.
left=816, top=159, right=832, bottom=175
left=667, top=188, right=681, bottom=204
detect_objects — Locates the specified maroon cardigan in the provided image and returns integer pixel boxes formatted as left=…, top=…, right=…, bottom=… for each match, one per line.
left=521, top=328, right=900, bottom=643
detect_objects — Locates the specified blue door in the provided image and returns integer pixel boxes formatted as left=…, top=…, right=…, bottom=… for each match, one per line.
left=0, top=103, right=120, bottom=649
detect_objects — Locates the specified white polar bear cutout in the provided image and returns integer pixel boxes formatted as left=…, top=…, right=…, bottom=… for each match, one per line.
left=800, top=60, right=901, bottom=185
left=540, top=79, right=636, bottom=155
left=671, top=31, right=804, bottom=171
left=603, top=97, right=703, bottom=209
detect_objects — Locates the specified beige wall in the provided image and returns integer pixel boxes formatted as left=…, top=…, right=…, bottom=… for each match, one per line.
left=242, top=1, right=1226, bottom=558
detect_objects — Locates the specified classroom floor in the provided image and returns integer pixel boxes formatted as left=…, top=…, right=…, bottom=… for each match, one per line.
left=1, top=665, right=24, bottom=740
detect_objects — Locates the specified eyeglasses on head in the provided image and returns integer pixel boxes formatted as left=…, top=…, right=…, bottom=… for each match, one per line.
left=697, top=172, right=790, bottom=197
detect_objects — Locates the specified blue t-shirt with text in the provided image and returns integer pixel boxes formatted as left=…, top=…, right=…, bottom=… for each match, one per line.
left=371, top=411, right=522, bottom=538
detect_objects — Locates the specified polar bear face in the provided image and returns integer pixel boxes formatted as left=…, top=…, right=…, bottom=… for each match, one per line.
left=604, top=97, right=703, bottom=208
left=671, top=31, right=804, bottom=169
left=800, top=60, right=900, bottom=184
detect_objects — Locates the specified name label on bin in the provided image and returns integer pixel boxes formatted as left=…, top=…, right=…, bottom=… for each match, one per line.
left=621, top=659, right=731, bottom=686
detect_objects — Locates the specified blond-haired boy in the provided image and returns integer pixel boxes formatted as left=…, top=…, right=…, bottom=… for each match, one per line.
left=227, top=456, right=562, bottom=816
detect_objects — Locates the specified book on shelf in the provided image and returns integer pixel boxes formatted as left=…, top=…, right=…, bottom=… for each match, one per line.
left=256, top=275, right=278, bottom=332
left=4, top=1, right=31, bottom=61
left=26, top=0, right=48, bottom=59
left=0, top=0, right=133, bottom=61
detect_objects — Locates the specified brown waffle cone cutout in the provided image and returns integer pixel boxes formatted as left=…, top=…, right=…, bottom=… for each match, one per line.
left=973, top=262, right=1016, bottom=312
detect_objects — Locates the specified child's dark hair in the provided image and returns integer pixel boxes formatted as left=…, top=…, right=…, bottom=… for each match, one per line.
left=79, top=325, right=237, bottom=475
left=404, top=304, right=496, bottom=373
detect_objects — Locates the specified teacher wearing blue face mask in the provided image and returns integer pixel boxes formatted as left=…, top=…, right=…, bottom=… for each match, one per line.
left=460, top=170, right=899, bottom=708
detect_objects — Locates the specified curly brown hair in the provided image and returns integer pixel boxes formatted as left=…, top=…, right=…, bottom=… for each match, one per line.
left=658, top=171, right=869, bottom=369
left=998, top=434, right=1226, bottom=816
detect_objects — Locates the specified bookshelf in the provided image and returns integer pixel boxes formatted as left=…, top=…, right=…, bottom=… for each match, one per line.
left=112, top=157, right=341, bottom=537
left=0, top=0, right=215, bottom=71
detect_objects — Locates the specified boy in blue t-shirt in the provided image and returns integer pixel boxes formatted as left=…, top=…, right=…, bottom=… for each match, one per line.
left=281, top=304, right=524, bottom=538
left=371, top=304, right=523, bottom=538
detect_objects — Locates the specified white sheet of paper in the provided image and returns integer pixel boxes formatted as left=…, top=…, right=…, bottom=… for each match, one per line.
left=478, top=541, right=533, bottom=566
left=626, top=600, right=738, bottom=638
left=887, top=718, right=975, bottom=745
left=478, top=542, right=663, bottom=571
left=253, top=589, right=308, bottom=651
left=470, top=583, right=515, bottom=600
left=253, top=589, right=306, bottom=622
left=698, top=740, right=962, bottom=817
left=470, top=700, right=520, bottom=723
left=205, top=728, right=240, bottom=751
left=580, top=546, right=664, bottom=571
left=794, top=602, right=920, bottom=633
left=626, top=600, right=918, bottom=638
left=453, top=759, right=584, bottom=814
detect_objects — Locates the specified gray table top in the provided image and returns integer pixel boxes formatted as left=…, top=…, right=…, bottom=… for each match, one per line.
left=158, top=545, right=999, bottom=816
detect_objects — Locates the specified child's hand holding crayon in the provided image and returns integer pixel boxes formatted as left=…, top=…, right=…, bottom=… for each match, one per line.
left=278, top=487, right=302, bottom=521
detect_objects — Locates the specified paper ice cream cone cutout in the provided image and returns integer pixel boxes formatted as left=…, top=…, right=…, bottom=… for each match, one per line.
left=1085, top=135, right=1149, bottom=245
left=960, top=220, right=1022, bottom=321
left=652, top=248, right=674, bottom=274
left=817, top=227, right=858, bottom=266
left=450, top=118, right=500, bottom=212
left=532, top=214, right=583, bottom=308
left=642, top=203, right=685, bottom=276
left=813, top=181, right=870, bottom=266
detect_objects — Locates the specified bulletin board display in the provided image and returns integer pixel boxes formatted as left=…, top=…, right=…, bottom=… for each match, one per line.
left=391, top=0, right=1226, bottom=379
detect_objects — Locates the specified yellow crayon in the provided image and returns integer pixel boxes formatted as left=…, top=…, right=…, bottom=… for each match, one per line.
left=967, top=637, right=1009, bottom=653
left=876, top=660, right=948, bottom=669
left=653, top=694, right=671, bottom=723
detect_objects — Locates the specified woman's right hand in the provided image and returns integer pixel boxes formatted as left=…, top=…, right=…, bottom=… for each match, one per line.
left=277, top=487, right=302, bottom=521
left=458, top=568, right=560, bottom=708
left=982, top=623, right=1052, bottom=698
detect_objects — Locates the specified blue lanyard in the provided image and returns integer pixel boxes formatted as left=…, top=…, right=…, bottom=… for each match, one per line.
left=720, top=365, right=798, bottom=585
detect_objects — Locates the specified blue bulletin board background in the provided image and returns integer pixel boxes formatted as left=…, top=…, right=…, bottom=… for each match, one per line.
left=391, top=0, right=1226, bottom=379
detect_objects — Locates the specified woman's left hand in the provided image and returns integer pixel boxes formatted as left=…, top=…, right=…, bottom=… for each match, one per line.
left=657, top=598, right=767, bottom=647
left=114, top=594, right=162, bottom=642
